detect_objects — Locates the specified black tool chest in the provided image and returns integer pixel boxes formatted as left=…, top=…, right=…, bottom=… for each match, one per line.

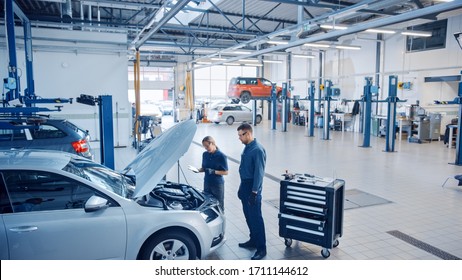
left=278, top=175, right=345, bottom=258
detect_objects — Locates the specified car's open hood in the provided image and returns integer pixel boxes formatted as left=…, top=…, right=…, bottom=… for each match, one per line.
left=124, top=119, right=197, bottom=198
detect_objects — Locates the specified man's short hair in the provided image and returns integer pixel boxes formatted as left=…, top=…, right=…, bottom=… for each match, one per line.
left=237, top=123, right=252, bottom=132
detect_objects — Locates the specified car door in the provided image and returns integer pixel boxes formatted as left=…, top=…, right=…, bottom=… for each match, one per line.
left=231, top=106, right=246, bottom=122
left=259, top=78, right=273, bottom=97
left=1, top=170, right=127, bottom=260
left=0, top=176, right=10, bottom=260
left=249, top=78, right=264, bottom=97
left=240, top=106, right=253, bottom=122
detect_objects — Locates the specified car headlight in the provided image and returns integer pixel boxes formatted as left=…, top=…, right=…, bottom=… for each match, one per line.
left=200, top=208, right=219, bottom=223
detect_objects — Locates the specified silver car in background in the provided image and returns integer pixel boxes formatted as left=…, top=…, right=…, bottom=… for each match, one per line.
left=208, top=104, right=262, bottom=125
left=0, top=120, right=225, bottom=260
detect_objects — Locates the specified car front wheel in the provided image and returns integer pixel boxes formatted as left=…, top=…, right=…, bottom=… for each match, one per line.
left=139, top=231, right=197, bottom=260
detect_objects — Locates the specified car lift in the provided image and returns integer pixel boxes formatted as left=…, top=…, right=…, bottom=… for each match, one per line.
left=1, top=0, right=72, bottom=115
left=360, top=76, right=406, bottom=151
left=268, top=83, right=290, bottom=132
left=76, top=95, right=115, bottom=169
left=444, top=70, right=462, bottom=165
left=306, top=80, right=316, bottom=137
left=1, top=0, right=114, bottom=169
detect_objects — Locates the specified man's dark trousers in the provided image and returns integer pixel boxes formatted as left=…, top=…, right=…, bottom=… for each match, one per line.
left=238, top=180, right=266, bottom=252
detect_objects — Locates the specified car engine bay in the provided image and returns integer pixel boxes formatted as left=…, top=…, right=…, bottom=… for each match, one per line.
left=135, top=181, right=210, bottom=210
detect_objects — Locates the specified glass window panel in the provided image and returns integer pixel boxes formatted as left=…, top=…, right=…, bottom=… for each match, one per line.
left=210, top=80, right=227, bottom=99
left=194, top=67, right=211, bottom=79
left=3, top=170, right=97, bottom=212
left=242, top=66, right=258, bottom=76
left=227, top=66, right=242, bottom=78
left=194, top=80, right=211, bottom=98
left=210, top=66, right=226, bottom=79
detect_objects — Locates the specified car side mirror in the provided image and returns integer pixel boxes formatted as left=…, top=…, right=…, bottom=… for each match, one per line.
left=85, top=195, right=109, bottom=213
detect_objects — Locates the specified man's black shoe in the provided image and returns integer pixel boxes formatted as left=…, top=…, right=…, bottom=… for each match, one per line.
left=251, top=250, right=267, bottom=260
left=238, top=241, right=256, bottom=249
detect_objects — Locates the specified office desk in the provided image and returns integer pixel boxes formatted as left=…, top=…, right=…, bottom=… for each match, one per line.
left=398, top=118, right=412, bottom=141
left=332, top=113, right=353, bottom=132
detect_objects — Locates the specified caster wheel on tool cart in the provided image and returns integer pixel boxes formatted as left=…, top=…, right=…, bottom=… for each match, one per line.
left=284, top=238, right=293, bottom=247
left=321, top=248, right=330, bottom=258
left=333, top=239, right=339, bottom=248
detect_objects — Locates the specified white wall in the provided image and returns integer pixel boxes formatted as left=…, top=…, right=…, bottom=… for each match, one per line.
left=1, top=27, right=130, bottom=148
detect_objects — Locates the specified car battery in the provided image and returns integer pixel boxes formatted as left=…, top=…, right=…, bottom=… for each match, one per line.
left=278, top=174, right=345, bottom=258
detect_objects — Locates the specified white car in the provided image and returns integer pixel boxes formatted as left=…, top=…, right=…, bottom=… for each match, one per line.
left=140, top=102, right=163, bottom=124
left=208, top=104, right=262, bottom=125
left=0, top=120, right=225, bottom=260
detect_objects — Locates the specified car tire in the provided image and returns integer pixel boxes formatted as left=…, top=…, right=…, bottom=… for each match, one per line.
left=226, top=116, right=235, bottom=125
left=240, top=92, right=251, bottom=104
left=256, top=115, right=262, bottom=124
left=139, top=231, right=197, bottom=260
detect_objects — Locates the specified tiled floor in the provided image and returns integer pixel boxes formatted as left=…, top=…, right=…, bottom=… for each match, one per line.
left=109, top=116, right=462, bottom=260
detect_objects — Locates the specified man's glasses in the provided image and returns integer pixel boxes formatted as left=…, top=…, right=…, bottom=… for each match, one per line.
left=238, top=131, right=248, bottom=137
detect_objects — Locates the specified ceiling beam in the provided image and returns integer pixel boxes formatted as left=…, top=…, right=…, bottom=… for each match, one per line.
left=132, top=0, right=191, bottom=49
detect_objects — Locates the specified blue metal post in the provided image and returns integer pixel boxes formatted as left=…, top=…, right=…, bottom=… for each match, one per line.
left=271, top=84, right=277, bottom=130
left=308, top=81, right=315, bottom=137
left=455, top=71, right=462, bottom=165
left=361, top=77, right=373, bottom=148
left=322, top=80, right=333, bottom=140
left=23, top=20, right=35, bottom=99
left=385, top=76, right=398, bottom=152
left=99, top=95, right=115, bottom=169
left=5, top=0, right=19, bottom=101
left=281, top=82, right=288, bottom=132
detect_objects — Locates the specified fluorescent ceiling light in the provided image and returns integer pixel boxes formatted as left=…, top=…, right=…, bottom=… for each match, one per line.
left=401, top=30, right=432, bottom=37
left=222, top=50, right=252, bottom=55
left=81, top=0, right=143, bottom=10
left=239, top=59, right=259, bottom=63
left=245, top=64, right=263, bottom=67
left=304, top=43, right=330, bottom=48
left=263, top=60, right=283, bottom=64
left=433, top=0, right=454, bottom=2
left=38, top=0, right=65, bottom=3
left=293, top=54, right=315, bottom=59
left=196, top=61, right=212, bottom=65
left=335, top=45, right=361, bottom=50
left=365, top=29, right=396, bottom=34
left=223, top=63, right=240, bottom=66
left=211, top=58, right=226, bottom=61
left=267, top=40, right=289, bottom=45
left=320, top=24, right=348, bottom=30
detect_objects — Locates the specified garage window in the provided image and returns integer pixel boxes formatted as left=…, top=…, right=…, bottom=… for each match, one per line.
left=406, top=19, right=447, bottom=52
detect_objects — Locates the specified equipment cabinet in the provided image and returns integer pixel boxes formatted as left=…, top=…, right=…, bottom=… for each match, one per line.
left=278, top=175, right=345, bottom=258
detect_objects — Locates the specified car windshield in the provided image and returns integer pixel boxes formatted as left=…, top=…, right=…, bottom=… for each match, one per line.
left=62, top=157, right=135, bottom=198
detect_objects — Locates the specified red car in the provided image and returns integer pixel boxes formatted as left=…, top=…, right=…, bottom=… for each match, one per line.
left=227, top=77, right=290, bottom=104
